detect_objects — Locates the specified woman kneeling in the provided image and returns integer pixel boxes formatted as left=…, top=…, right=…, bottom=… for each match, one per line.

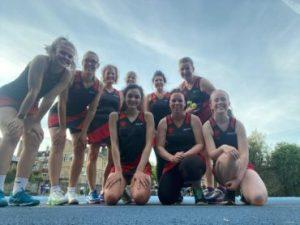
left=104, top=84, right=154, bottom=205
left=202, top=89, right=268, bottom=206
left=156, top=89, right=207, bottom=205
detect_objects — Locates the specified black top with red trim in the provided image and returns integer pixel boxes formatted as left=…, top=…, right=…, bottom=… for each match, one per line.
left=165, top=113, right=195, bottom=154
left=0, top=60, right=63, bottom=106
left=149, top=92, right=171, bottom=128
left=117, top=112, right=146, bottom=164
left=96, top=88, right=120, bottom=116
left=209, top=116, right=237, bottom=149
left=180, top=76, right=211, bottom=123
left=49, top=71, right=100, bottom=116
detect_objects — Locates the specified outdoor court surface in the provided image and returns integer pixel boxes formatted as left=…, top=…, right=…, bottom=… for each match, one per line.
left=0, top=196, right=299, bottom=225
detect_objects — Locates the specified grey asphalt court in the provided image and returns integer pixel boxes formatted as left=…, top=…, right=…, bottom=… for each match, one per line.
left=0, top=196, right=299, bottom=225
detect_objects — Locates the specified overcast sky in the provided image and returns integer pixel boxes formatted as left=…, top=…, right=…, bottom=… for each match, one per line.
left=0, top=0, right=299, bottom=155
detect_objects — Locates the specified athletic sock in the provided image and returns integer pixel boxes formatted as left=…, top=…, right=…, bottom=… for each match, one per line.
left=67, top=187, right=76, bottom=193
left=50, top=185, right=61, bottom=193
left=192, top=187, right=204, bottom=202
left=12, top=177, right=28, bottom=195
left=0, top=175, right=6, bottom=191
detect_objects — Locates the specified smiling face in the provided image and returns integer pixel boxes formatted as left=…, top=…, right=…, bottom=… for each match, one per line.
left=126, top=73, right=136, bottom=85
left=179, top=61, right=194, bottom=80
left=82, top=52, right=99, bottom=74
left=103, top=67, right=117, bottom=85
left=125, top=88, right=142, bottom=110
left=210, top=90, right=230, bottom=115
left=153, top=75, right=165, bottom=90
left=54, top=43, right=76, bottom=69
left=169, top=92, right=186, bottom=114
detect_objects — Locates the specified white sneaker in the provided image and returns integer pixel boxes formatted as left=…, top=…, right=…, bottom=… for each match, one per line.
left=47, top=190, right=68, bottom=206
left=66, top=191, right=79, bottom=205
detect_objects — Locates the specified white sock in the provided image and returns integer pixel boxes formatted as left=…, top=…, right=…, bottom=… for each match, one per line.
left=67, top=187, right=76, bottom=193
left=50, top=185, right=61, bottom=193
left=12, top=177, right=28, bottom=195
left=0, top=175, right=6, bottom=191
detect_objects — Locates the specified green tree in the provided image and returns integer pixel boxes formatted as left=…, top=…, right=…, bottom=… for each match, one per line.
left=271, top=143, right=300, bottom=196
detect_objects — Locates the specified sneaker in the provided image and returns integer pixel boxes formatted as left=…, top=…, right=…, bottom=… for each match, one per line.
left=87, top=190, right=100, bottom=204
left=222, top=190, right=236, bottom=205
left=121, top=188, right=132, bottom=204
left=99, top=193, right=104, bottom=202
left=206, top=187, right=225, bottom=204
left=193, top=187, right=207, bottom=205
left=203, top=187, right=215, bottom=199
left=66, top=191, right=79, bottom=205
left=9, top=190, right=40, bottom=206
left=240, top=194, right=250, bottom=205
left=47, top=190, right=68, bottom=206
left=0, top=190, right=8, bottom=207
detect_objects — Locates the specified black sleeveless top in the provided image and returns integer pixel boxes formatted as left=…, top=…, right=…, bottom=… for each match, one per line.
left=96, top=88, right=120, bottom=116
left=149, top=92, right=171, bottom=129
left=209, top=117, right=237, bottom=149
left=0, top=59, right=63, bottom=104
left=165, top=113, right=195, bottom=154
left=50, top=71, right=100, bottom=116
left=180, top=76, right=211, bottom=123
left=117, top=112, right=146, bottom=164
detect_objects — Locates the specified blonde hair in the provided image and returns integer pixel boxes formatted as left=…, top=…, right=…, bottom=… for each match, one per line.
left=45, top=37, right=77, bottom=70
left=102, top=64, right=119, bottom=83
left=82, top=51, right=99, bottom=64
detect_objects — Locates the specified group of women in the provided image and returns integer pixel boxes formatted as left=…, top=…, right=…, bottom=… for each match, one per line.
left=0, top=37, right=268, bottom=207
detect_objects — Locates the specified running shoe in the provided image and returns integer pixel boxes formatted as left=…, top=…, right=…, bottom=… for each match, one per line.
left=222, top=190, right=236, bottom=205
left=203, top=187, right=215, bottom=199
left=99, top=192, right=104, bottom=203
left=9, top=190, right=40, bottom=206
left=87, top=190, right=100, bottom=204
left=205, top=187, right=226, bottom=204
left=66, top=191, right=79, bottom=205
left=193, top=187, right=207, bottom=205
left=240, top=194, right=250, bottom=205
left=0, top=190, right=8, bottom=207
left=47, top=189, right=68, bottom=206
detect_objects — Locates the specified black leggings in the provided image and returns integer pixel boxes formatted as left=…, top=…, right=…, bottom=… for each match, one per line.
left=154, top=147, right=166, bottom=181
left=158, top=155, right=206, bottom=205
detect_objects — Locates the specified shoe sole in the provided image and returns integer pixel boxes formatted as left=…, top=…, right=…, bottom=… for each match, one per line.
left=47, top=200, right=68, bottom=206
left=68, top=200, right=79, bottom=205
left=9, top=202, right=40, bottom=206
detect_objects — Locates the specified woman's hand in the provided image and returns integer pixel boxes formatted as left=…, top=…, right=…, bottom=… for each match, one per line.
left=7, top=117, right=24, bottom=135
left=221, top=145, right=239, bottom=160
left=170, top=151, right=185, bottom=163
left=105, top=171, right=123, bottom=189
left=225, top=178, right=241, bottom=191
left=133, top=170, right=150, bottom=190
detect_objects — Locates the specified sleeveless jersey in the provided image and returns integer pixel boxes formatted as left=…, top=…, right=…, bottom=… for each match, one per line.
left=96, top=88, right=120, bottom=116
left=180, top=76, right=211, bottom=123
left=149, top=92, right=170, bottom=129
left=50, top=71, right=100, bottom=116
left=165, top=113, right=195, bottom=154
left=209, top=117, right=237, bottom=149
left=117, top=112, right=146, bottom=164
left=0, top=59, right=63, bottom=104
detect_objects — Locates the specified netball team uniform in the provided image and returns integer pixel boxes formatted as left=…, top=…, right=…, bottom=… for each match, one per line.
left=158, top=113, right=206, bottom=205
left=0, top=61, right=64, bottom=115
left=110, top=111, right=151, bottom=182
left=180, top=76, right=211, bottom=123
left=209, top=116, right=254, bottom=204
left=48, top=71, right=100, bottom=133
left=148, top=92, right=170, bottom=180
left=87, top=88, right=121, bottom=145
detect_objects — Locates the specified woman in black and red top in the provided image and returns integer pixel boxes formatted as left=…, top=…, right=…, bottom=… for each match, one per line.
left=47, top=51, right=102, bottom=205
left=104, top=84, right=154, bottom=205
left=0, top=37, right=75, bottom=207
left=179, top=57, right=216, bottom=198
left=86, top=64, right=122, bottom=202
left=202, top=90, right=268, bottom=205
left=156, top=89, right=206, bottom=205
left=144, top=71, right=170, bottom=181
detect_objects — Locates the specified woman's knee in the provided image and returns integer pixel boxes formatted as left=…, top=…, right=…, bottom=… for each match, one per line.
left=104, top=191, right=121, bottom=205
left=179, top=155, right=206, bottom=182
left=88, top=149, right=99, bottom=162
left=132, top=189, right=150, bottom=205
